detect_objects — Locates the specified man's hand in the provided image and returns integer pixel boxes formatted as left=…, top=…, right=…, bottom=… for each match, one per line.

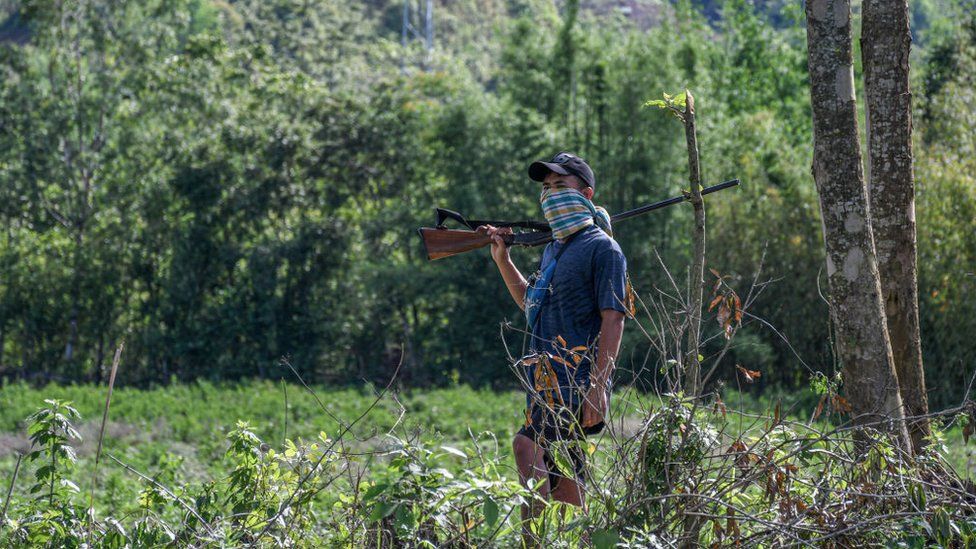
left=581, top=383, right=608, bottom=428
left=583, top=309, right=625, bottom=428
left=476, top=224, right=513, bottom=265
left=477, top=224, right=527, bottom=310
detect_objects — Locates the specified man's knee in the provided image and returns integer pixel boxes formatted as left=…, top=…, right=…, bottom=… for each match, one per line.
left=513, top=433, right=537, bottom=461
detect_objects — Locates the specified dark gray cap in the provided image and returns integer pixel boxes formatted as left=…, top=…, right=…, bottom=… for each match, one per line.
left=528, top=151, right=596, bottom=189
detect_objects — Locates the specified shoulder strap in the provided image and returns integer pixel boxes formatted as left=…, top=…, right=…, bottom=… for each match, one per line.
left=525, top=234, right=578, bottom=331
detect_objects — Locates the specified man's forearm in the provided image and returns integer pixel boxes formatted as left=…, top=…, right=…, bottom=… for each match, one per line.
left=496, top=257, right=528, bottom=311
left=593, top=310, right=625, bottom=387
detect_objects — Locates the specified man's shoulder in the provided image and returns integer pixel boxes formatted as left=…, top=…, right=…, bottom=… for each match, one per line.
left=579, top=226, right=625, bottom=258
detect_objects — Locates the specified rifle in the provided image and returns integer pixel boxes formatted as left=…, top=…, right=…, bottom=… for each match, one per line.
left=418, top=178, right=740, bottom=260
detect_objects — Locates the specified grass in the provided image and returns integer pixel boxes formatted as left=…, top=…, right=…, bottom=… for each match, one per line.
left=1, top=379, right=973, bottom=521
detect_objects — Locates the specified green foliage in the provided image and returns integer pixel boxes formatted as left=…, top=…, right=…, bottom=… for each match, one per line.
left=357, top=436, right=526, bottom=545
left=1, top=383, right=975, bottom=546
left=631, top=392, right=715, bottom=526
left=0, top=0, right=972, bottom=412
left=25, top=400, right=81, bottom=507
left=0, top=388, right=533, bottom=546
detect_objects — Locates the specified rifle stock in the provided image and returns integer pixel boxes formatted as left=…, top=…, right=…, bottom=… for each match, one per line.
left=418, top=228, right=499, bottom=260
left=418, top=228, right=551, bottom=260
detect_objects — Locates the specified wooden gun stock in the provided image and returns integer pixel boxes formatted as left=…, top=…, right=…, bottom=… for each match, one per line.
left=418, top=228, right=498, bottom=260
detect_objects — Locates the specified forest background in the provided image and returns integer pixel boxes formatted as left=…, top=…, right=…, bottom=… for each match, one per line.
left=1, top=0, right=974, bottom=408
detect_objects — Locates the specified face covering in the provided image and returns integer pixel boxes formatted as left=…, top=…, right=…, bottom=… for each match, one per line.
left=540, top=187, right=613, bottom=241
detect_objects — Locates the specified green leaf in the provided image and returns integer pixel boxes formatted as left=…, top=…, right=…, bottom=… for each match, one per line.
left=483, top=498, right=499, bottom=527
left=369, top=501, right=397, bottom=523
left=61, top=479, right=80, bottom=493
left=363, top=482, right=389, bottom=502
left=592, top=527, right=619, bottom=549
left=395, top=504, right=416, bottom=531
left=552, top=448, right=575, bottom=481
left=440, top=445, right=467, bottom=459
left=642, top=99, right=666, bottom=109
left=673, top=90, right=687, bottom=108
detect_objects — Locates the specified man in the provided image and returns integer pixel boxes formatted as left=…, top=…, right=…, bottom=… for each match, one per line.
left=478, top=151, right=628, bottom=516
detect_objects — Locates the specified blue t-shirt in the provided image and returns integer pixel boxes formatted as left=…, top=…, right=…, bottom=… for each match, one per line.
left=526, top=224, right=628, bottom=402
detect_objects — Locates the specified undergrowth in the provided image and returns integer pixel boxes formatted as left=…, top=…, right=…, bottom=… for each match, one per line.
left=2, top=383, right=976, bottom=546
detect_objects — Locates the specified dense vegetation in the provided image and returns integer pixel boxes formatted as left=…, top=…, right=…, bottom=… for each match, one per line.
left=1, top=0, right=974, bottom=407
left=1, top=381, right=974, bottom=546
left=2, top=1, right=976, bottom=544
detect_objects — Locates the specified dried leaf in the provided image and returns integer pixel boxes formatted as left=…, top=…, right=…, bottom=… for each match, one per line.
left=812, top=394, right=826, bottom=421
left=732, top=292, right=743, bottom=323
left=832, top=395, right=853, bottom=414
left=963, top=421, right=973, bottom=444
left=713, top=395, right=727, bottom=418
left=708, top=295, right=724, bottom=312
left=709, top=268, right=722, bottom=279
left=717, top=302, right=731, bottom=329
left=736, top=364, right=761, bottom=383
left=550, top=355, right=572, bottom=368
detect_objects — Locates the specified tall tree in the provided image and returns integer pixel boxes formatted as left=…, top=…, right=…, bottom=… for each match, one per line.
left=861, top=0, right=930, bottom=453
left=804, top=0, right=911, bottom=455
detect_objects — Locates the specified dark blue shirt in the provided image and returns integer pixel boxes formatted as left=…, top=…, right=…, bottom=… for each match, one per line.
left=526, top=224, right=628, bottom=401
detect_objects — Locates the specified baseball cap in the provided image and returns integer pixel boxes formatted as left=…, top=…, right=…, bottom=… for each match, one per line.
left=528, top=151, right=596, bottom=189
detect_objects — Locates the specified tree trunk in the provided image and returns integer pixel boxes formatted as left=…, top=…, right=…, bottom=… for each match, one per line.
left=683, top=91, right=705, bottom=398
left=805, top=0, right=912, bottom=456
left=861, top=0, right=930, bottom=453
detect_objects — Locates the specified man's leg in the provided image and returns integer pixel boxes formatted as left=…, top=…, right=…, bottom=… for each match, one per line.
left=513, top=433, right=550, bottom=507
left=549, top=475, right=584, bottom=506
left=546, top=441, right=585, bottom=507
left=548, top=393, right=597, bottom=508
left=513, top=433, right=549, bottom=547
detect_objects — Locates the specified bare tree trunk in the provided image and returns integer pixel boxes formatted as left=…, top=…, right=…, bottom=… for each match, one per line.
left=862, top=0, right=930, bottom=454
left=805, top=0, right=912, bottom=456
left=683, top=90, right=705, bottom=398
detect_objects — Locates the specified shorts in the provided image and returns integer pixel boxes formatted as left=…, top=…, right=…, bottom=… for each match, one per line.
left=516, top=390, right=605, bottom=491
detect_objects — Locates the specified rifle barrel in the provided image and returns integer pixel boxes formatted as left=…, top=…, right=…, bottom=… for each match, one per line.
left=611, top=179, right=739, bottom=223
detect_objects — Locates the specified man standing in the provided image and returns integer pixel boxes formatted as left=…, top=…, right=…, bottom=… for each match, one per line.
left=479, top=151, right=628, bottom=517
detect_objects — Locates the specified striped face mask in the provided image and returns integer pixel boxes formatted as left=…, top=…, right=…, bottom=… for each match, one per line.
left=539, top=187, right=613, bottom=240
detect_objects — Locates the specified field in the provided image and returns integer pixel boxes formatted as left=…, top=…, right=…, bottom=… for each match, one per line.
left=2, top=379, right=973, bottom=546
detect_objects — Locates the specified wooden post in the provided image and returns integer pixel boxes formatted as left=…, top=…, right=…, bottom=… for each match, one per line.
left=683, top=90, right=705, bottom=398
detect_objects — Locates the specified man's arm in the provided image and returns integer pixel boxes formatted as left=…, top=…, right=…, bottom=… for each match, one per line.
left=592, top=309, right=625, bottom=387
left=581, top=242, right=628, bottom=427
left=582, top=309, right=625, bottom=428
left=478, top=225, right=528, bottom=310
